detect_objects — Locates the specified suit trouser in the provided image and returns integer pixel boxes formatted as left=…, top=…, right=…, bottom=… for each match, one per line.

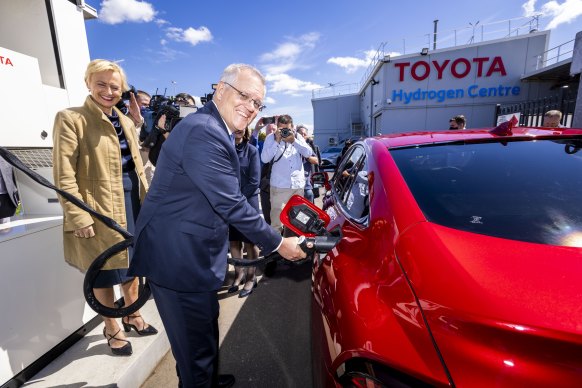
left=149, top=281, right=219, bottom=388
left=269, top=187, right=304, bottom=232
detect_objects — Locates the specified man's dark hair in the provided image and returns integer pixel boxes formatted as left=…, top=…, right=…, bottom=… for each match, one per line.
left=277, top=114, right=293, bottom=126
left=454, top=115, right=466, bottom=126
left=137, top=90, right=151, bottom=99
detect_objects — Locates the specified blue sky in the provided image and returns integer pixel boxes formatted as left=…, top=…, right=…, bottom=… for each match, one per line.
left=85, top=0, right=582, bottom=130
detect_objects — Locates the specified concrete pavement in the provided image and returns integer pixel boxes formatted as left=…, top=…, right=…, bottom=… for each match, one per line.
left=141, top=262, right=313, bottom=388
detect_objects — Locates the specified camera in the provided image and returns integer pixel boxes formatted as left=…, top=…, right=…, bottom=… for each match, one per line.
left=262, top=116, right=275, bottom=125
left=280, top=128, right=292, bottom=138
left=140, top=95, right=183, bottom=147
left=121, top=84, right=137, bottom=102
left=150, top=95, right=183, bottom=133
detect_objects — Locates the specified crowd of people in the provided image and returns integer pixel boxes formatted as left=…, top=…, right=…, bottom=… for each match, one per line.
left=448, top=110, right=566, bottom=130
left=49, top=60, right=316, bottom=387
left=41, top=57, right=572, bottom=387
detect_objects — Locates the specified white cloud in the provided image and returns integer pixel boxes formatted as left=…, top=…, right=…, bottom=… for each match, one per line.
left=99, top=0, right=156, bottom=24
left=522, top=0, right=582, bottom=29
left=260, top=32, right=321, bottom=74
left=327, top=49, right=377, bottom=74
left=327, top=56, right=368, bottom=74
left=265, top=73, right=323, bottom=95
left=165, top=26, right=213, bottom=46
left=264, top=96, right=277, bottom=105
left=523, top=0, right=536, bottom=15
left=261, top=42, right=303, bottom=62
left=259, top=32, right=323, bottom=95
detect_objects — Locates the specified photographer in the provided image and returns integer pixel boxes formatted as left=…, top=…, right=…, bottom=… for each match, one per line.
left=141, top=93, right=196, bottom=166
left=260, top=114, right=313, bottom=236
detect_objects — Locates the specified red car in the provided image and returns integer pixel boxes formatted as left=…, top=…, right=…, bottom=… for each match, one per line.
left=306, top=125, right=582, bottom=387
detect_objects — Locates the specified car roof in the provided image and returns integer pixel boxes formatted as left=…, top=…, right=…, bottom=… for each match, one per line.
left=375, top=127, right=582, bottom=149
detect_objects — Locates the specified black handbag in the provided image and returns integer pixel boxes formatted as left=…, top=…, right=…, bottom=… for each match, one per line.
left=260, top=143, right=286, bottom=192
left=259, top=161, right=272, bottom=192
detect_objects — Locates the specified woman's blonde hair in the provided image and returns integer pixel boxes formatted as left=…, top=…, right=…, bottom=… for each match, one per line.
left=84, top=59, right=129, bottom=91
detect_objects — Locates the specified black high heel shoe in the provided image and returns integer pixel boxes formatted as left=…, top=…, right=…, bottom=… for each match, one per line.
left=227, top=276, right=245, bottom=294
left=122, top=314, right=158, bottom=336
left=239, top=278, right=257, bottom=298
left=103, top=327, right=132, bottom=356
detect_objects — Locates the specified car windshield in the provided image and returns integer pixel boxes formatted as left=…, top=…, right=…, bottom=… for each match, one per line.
left=323, top=147, right=342, bottom=154
left=391, top=138, right=582, bottom=246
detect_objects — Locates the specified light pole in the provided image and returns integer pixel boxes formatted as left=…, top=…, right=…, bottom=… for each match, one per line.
left=171, top=80, right=177, bottom=96
left=469, top=21, right=479, bottom=44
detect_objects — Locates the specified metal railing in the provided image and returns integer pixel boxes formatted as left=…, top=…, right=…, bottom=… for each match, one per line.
left=496, top=87, right=578, bottom=127
left=358, top=16, right=543, bottom=86
left=311, top=82, right=360, bottom=99
left=535, top=39, right=575, bottom=69
left=313, top=15, right=550, bottom=99
left=313, top=14, right=577, bottom=101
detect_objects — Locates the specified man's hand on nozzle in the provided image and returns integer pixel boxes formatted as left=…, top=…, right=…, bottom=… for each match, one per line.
left=277, top=236, right=307, bottom=261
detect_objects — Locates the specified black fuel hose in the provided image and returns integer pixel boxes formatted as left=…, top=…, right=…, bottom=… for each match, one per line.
left=0, top=147, right=148, bottom=318
left=1, top=146, right=338, bottom=316
left=227, top=235, right=341, bottom=267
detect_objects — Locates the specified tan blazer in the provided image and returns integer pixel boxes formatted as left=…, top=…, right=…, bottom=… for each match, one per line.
left=53, top=96, right=148, bottom=271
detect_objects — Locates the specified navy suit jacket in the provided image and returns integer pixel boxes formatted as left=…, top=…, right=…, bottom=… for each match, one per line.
left=128, top=102, right=282, bottom=292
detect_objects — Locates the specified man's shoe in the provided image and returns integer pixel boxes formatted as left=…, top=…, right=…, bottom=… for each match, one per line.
left=216, top=374, right=235, bottom=388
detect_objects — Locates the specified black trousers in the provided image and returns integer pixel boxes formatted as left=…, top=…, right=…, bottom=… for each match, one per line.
left=259, top=188, right=271, bottom=225
left=149, top=281, right=219, bottom=388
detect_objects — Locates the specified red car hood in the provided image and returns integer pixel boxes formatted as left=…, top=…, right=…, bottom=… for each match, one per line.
left=396, top=222, right=582, bottom=386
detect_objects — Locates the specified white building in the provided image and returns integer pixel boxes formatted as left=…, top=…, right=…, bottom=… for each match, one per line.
left=312, top=29, right=581, bottom=149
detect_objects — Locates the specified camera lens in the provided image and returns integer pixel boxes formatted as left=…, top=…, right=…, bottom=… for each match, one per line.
left=281, top=128, right=290, bottom=138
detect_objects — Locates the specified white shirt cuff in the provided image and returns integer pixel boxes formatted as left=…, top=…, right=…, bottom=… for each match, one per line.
left=273, top=236, right=284, bottom=253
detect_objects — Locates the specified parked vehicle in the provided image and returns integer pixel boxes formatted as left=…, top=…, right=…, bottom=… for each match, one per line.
left=337, top=135, right=362, bottom=147
left=319, top=146, right=343, bottom=170
left=303, top=125, right=582, bottom=387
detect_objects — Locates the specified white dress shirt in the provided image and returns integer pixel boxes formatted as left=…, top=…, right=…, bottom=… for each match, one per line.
left=261, top=132, right=313, bottom=189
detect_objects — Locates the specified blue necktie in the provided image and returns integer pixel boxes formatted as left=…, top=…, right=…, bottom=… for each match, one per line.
left=229, top=133, right=235, bottom=145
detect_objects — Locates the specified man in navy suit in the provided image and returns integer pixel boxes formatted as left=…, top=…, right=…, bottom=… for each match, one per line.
left=128, top=64, right=306, bottom=388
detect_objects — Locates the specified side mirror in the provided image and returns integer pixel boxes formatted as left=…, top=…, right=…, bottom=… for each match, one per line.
left=280, top=195, right=330, bottom=237
left=311, top=171, right=330, bottom=190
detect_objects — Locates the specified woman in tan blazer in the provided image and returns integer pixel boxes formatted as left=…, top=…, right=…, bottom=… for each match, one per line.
left=53, top=59, right=157, bottom=356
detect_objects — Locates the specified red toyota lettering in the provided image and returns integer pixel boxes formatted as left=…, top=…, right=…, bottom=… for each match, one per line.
left=396, top=56, right=507, bottom=81
left=432, top=59, right=450, bottom=79
left=487, top=56, right=507, bottom=77
left=0, top=56, right=14, bottom=66
left=395, top=62, right=410, bottom=82
left=411, top=61, right=430, bottom=81
left=472, top=57, right=489, bottom=77
left=451, top=58, right=471, bottom=78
